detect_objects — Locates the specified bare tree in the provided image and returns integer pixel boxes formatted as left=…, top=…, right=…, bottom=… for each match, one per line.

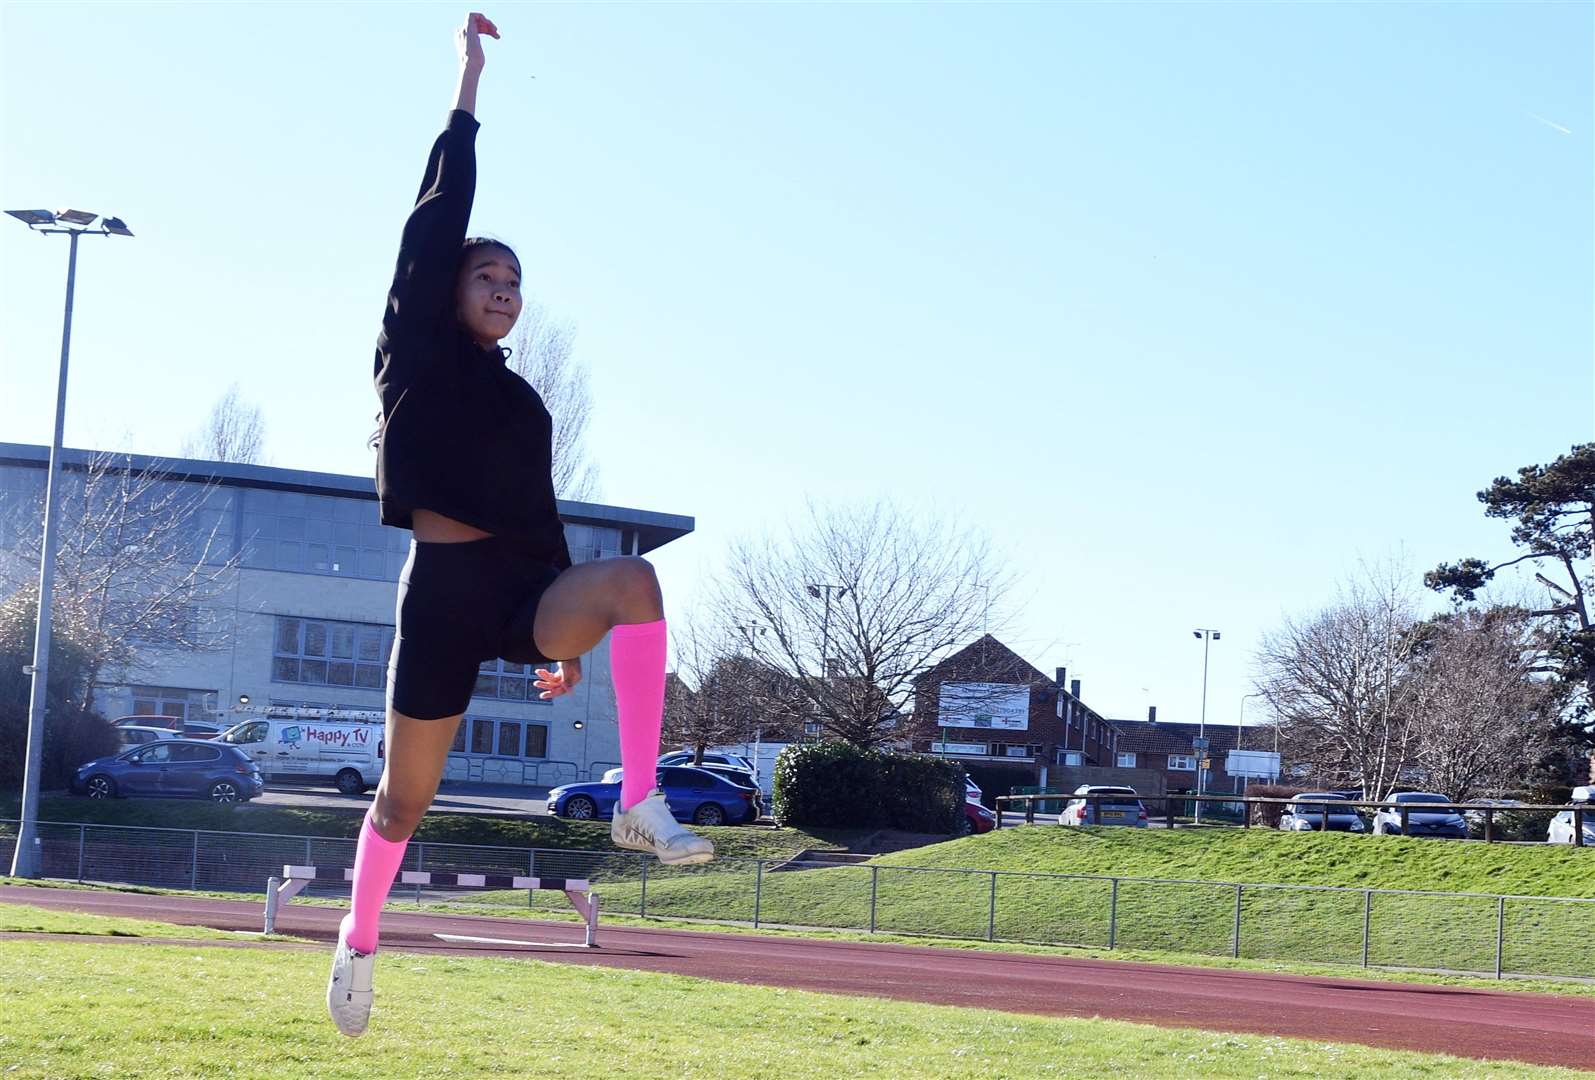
left=1403, top=607, right=1563, bottom=800
left=508, top=299, right=599, bottom=501
left=712, top=499, right=1014, bottom=750
left=0, top=452, right=239, bottom=715
left=1255, top=561, right=1421, bottom=797
left=182, top=384, right=267, bottom=465
left=664, top=611, right=799, bottom=761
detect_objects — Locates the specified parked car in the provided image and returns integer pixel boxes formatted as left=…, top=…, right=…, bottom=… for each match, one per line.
left=72, top=739, right=264, bottom=803
left=965, top=777, right=984, bottom=805
left=1060, top=785, right=1148, bottom=827
left=116, top=724, right=179, bottom=747
left=1279, top=793, right=1366, bottom=833
left=963, top=799, right=996, bottom=835
left=549, top=766, right=759, bottom=826
left=219, top=717, right=384, bottom=794
left=114, top=714, right=184, bottom=733
left=1548, top=787, right=1594, bottom=846
left=601, top=764, right=763, bottom=815
left=656, top=751, right=758, bottom=784
left=114, top=715, right=222, bottom=740
left=1371, top=792, right=1468, bottom=839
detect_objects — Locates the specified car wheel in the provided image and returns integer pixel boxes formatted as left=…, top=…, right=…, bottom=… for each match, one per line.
left=693, top=803, right=725, bottom=826
left=85, top=774, right=116, bottom=799
left=565, top=795, right=597, bottom=821
left=334, top=769, right=364, bottom=796
left=961, top=816, right=975, bottom=836
left=209, top=780, right=241, bottom=804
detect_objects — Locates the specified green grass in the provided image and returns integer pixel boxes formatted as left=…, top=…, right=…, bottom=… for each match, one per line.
left=1, top=938, right=1583, bottom=1079
left=910, top=826, right=1595, bottom=896
left=0, top=902, right=247, bottom=941
left=426, top=827, right=1594, bottom=980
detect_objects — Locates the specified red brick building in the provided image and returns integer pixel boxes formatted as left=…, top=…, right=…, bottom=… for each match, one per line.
left=909, top=635, right=1119, bottom=796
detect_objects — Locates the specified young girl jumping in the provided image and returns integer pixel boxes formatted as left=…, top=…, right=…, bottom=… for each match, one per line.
left=328, top=12, right=711, bottom=1037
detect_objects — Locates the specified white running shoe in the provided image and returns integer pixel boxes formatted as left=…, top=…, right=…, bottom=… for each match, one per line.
left=326, top=923, right=376, bottom=1037
left=611, top=789, right=715, bottom=865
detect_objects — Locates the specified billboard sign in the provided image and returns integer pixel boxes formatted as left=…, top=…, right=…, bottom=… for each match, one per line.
left=938, top=682, right=1031, bottom=731
left=1225, top=749, right=1281, bottom=779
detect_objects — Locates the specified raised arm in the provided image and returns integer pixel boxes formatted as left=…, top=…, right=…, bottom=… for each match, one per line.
left=380, top=14, right=500, bottom=341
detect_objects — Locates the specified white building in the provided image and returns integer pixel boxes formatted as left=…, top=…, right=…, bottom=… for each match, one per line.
left=0, top=442, right=693, bottom=788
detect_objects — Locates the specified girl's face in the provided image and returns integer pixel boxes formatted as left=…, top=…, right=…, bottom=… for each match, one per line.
left=455, top=247, right=522, bottom=346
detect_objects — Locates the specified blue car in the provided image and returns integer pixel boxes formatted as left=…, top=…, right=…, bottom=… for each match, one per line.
left=72, top=739, right=265, bottom=804
left=548, top=766, right=758, bottom=826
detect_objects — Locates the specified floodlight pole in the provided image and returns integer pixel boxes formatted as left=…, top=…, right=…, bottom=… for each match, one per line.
left=11, top=223, right=117, bottom=878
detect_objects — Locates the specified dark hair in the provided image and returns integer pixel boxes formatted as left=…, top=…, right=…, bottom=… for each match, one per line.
left=459, top=236, right=521, bottom=279
left=369, top=237, right=521, bottom=451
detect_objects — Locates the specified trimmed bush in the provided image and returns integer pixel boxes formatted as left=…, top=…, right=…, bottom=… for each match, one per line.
left=1244, top=784, right=1307, bottom=828
left=772, top=740, right=963, bottom=833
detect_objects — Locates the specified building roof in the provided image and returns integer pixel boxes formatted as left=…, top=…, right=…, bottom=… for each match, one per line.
left=0, top=441, right=694, bottom=556
left=914, top=634, right=1051, bottom=687
left=1111, top=719, right=1242, bottom=755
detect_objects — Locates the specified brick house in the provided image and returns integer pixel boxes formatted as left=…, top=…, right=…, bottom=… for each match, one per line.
left=1108, top=709, right=1251, bottom=798
left=909, top=635, right=1119, bottom=798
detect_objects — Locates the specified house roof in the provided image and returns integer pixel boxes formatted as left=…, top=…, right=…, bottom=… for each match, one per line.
left=1111, top=719, right=1242, bottom=755
left=914, top=635, right=1051, bottom=687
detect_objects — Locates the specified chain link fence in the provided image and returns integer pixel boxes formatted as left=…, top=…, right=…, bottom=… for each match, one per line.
left=3, top=818, right=1589, bottom=981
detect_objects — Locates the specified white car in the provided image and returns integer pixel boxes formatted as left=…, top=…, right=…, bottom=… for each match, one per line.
left=1548, top=787, right=1594, bottom=846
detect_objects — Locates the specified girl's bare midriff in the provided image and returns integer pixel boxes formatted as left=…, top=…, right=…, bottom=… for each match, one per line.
left=412, top=508, right=494, bottom=543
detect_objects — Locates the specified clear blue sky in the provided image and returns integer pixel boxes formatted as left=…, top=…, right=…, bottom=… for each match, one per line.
left=2, top=3, right=1589, bottom=729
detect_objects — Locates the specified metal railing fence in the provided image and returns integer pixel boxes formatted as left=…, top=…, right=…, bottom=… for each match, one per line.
left=3, top=818, right=1589, bottom=982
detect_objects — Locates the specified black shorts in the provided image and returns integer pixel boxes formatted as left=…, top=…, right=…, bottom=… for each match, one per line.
left=388, top=535, right=562, bottom=720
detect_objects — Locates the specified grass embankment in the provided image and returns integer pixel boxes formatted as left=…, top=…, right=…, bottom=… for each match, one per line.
left=446, top=827, right=1595, bottom=980
left=0, top=937, right=1579, bottom=1079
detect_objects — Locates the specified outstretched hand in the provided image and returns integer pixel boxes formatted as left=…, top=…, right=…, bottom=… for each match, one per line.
left=457, top=12, right=500, bottom=70
left=534, top=658, right=582, bottom=700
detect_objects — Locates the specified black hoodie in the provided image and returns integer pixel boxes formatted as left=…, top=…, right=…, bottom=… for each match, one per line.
left=372, top=110, right=572, bottom=571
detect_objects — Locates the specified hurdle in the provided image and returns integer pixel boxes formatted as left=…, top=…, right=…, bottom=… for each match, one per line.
left=264, top=865, right=600, bottom=947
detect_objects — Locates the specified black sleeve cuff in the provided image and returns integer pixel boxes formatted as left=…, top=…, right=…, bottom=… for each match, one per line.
left=445, top=109, right=481, bottom=136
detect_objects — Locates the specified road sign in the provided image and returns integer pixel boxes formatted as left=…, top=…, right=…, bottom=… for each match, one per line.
left=1199, top=758, right=1211, bottom=770
left=1192, top=737, right=1210, bottom=751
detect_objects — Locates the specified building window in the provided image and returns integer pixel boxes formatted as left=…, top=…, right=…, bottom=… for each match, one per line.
left=273, top=617, right=393, bottom=689
left=1059, top=750, right=1082, bottom=767
left=241, top=489, right=409, bottom=581
left=472, top=659, right=552, bottom=703
left=1168, top=754, right=1197, bottom=771
left=131, top=686, right=215, bottom=721
left=1117, top=752, right=1137, bottom=768
left=451, top=716, right=548, bottom=759
left=563, top=523, right=623, bottom=564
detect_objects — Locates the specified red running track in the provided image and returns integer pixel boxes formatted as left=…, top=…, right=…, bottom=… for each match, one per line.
left=3, top=884, right=1592, bottom=1070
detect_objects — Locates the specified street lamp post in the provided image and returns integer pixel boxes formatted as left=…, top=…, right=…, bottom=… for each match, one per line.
left=1191, top=628, right=1221, bottom=825
left=6, top=208, right=134, bottom=878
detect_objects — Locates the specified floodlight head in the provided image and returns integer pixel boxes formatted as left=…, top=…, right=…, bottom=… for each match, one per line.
left=103, top=216, right=134, bottom=237
left=1213, top=632, right=1221, bottom=641
left=55, top=208, right=98, bottom=226
left=6, top=209, right=55, bottom=226
left=1192, top=630, right=1202, bottom=639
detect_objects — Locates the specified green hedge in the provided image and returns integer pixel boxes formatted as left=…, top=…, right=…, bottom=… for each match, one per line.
left=772, top=741, right=963, bottom=833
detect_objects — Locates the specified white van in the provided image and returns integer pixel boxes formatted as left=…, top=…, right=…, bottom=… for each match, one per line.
left=220, top=715, right=386, bottom=795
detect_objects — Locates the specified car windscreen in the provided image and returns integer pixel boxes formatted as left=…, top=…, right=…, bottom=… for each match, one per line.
left=1396, top=794, right=1450, bottom=804
left=1293, top=800, right=1354, bottom=815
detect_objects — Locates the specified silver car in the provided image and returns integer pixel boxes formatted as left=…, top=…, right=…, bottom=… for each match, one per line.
left=1060, top=785, right=1148, bottom=827
left=1372, top=792, right=1468, bottom=839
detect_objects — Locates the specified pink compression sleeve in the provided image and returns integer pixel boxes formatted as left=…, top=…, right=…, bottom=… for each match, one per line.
left=611, top=618, right=667, bottom=812
left=341, top=810, right=410, bottom=954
